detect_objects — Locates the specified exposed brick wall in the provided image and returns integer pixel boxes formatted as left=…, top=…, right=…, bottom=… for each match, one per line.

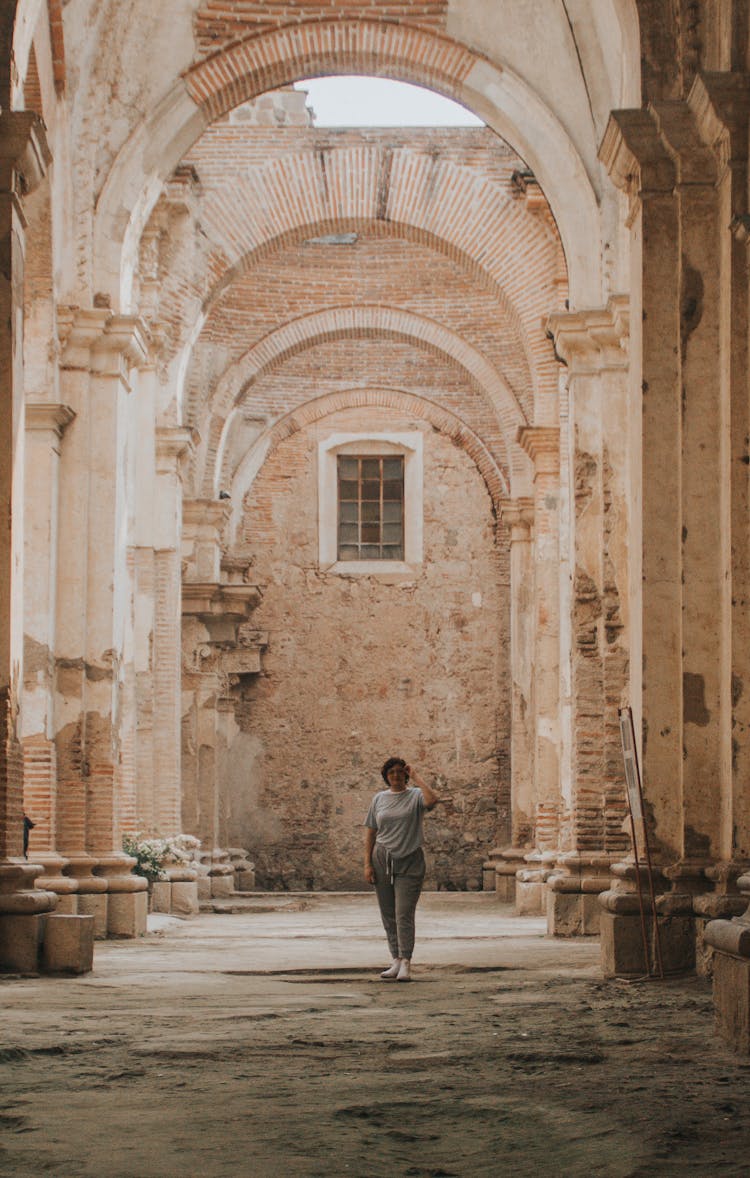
left=224, top=404, right=510, bottom=890
left=195, top=1, right=449, bottom=58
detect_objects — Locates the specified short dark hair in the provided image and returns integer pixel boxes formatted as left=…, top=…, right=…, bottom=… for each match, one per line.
left=381, top=756, right=408, bottom=784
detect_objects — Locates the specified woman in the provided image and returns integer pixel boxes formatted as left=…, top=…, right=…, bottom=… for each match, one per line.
left=363, top=757, right=440, bottom=982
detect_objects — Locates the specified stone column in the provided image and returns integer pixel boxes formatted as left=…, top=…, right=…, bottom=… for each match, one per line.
left=0, top=111, right=58, bottom=966
left=152, top=426, right=195, bottom=835
left=544, top=300, right=632, bottom=936
left=512, top=428, right=560, bottom=916
left=491, top=497, right=534, bottom=901
left=55, top=310, right=149, bottom=937
left=22, top=403, right=78, bottom=910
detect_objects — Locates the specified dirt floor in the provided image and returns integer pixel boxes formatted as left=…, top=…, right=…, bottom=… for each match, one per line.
left=1, top=893, right=749, bottom=1177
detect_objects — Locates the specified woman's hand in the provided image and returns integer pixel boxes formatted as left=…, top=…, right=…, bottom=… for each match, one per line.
left=364, top=864, right=375, bottom=885
left=406, top=764, right=440, bottom=809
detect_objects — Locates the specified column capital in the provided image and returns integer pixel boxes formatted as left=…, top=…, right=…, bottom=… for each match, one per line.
left=58, top=307, right=150, bottom=380
left=649, top=99, right=718, bottom=186
left=516, top=426, right=559, bottom=476
left=182, top=498, right=232, bottom=534
left=25, top=402, right=76, bottom=437
left=499, top=496, right=534, bottom=539
left=0, top=111, right=51, bottom=204
left=688, top=72, right=750, bottom=211
left=155, top=426, right=199, bottom=475
left=546, top=296, right=629, bottom=373
left=599, top=108, right=676, bottom=224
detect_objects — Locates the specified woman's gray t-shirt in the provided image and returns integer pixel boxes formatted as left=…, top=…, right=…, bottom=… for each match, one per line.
left=364, top=787, right=425, bottom=857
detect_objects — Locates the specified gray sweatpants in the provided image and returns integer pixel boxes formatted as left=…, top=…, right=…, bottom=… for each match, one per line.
left=372, top=843, right=426, bottom=960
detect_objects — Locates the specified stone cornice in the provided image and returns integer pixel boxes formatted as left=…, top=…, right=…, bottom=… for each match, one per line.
left=546, top=296, right=629, bottom=374
left=155, top=426, right=199, bottom=475
left=649, top=100, right=718, bottom=187
left=181, top=582, right=262, bottom=621
left=25, top=402, right=76, bottom=437
left=0, top=112, right=51, bottom=206
left=516, top=426, right=559, bottom=475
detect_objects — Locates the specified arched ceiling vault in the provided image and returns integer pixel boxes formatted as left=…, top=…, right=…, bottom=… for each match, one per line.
left=192, top=305, right=532, bottom=500
left=93, top=18, right=606, bottom=310
left=148, top=132, right=565, bottom=425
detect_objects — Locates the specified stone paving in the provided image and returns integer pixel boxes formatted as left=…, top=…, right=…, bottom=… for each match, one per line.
left=1, top=894, right=749, bottom=1177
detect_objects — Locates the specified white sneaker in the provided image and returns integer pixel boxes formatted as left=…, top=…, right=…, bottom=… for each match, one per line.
left=380, top=959, right=401, bottom=979
left=396, top=959, right=411, bottom=982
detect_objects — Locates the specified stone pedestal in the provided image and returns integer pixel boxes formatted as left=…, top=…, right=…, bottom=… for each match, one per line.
left=546, top=852, right=617, bottom=936
left=78, top=894, right=108, bottom=939
left=107, top=891, right=147, bottom=938
left=41, top=914, right=94, bottom=974
left=0, top=913, right=44, bottom=972
left=704, top=873, right=750, bottom=1051
left=493, top=847, right=528, bottom=903
left=600, top=910, right=696, bottom=979
left=515, top=851, right=556, bottom=915
left=227, top=847, right=255, bottom=892
left=0, top=861, right=58, bottom=971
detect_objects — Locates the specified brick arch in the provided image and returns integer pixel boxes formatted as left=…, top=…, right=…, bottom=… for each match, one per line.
left=193, top=305, right=532, bottom=500
left=225, top=385, right=509, bottom=545
left=93, top=18, right=602, bottom=308
left=167, top=140, right=565, bottom=418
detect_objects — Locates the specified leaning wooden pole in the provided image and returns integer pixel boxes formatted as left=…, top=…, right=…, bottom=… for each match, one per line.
left=619, top=707, right=664, bottom=980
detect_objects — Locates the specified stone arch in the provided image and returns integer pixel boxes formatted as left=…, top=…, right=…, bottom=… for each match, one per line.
left=226, top=385, right=509, bottom=545
left=93, top=18, right=603, bottom=309
left=192, top=305, right=532, bottom=500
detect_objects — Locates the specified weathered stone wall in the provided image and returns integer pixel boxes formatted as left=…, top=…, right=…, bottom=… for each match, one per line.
left=224, top=405, right=509, bottom=890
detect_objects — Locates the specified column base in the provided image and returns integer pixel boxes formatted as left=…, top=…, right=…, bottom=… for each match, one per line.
left=711, top=951, right=750, bottom=1053
left=107, top=890, right=147, bottom=937
left=0, top=913, right=44, bottom=972
left=599, top=910, right=696, bottom=978
left=515, top=850, right=557, bottom=915
left=41, top=914, right=94, bottom=974
left=547, top=891, right=601, bottom=937
left=78, top=893, right=108, bottom=939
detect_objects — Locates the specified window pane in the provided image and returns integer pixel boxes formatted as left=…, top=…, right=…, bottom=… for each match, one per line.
left=382, top=522, right=402, bottom=544
left=361, top=501, right=380, bottom=523
left=340, top=501, right=358, bottom=523
left=361, top=544, right=381, bottom=559
left=361, top=524, right=380, bottom=543
left=338, top=523, right=358, bottom=544
left=339, top=479, right=358, bottom=500
left=338, top=457, right=358, bottom=479
left=383, top=479, right=403, bottom=501
left=361, top=458, right=381, bottom=479
left=383, top=458, right=402, bottom=479
left=382, top=545, right=403, bottom=560
left=339, top=545, right=359, bottom=560
left=361, top=480, right=380, bottom=500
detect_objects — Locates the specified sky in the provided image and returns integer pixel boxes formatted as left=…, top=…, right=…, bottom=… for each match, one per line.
left=294, top=77, right=484, bottom=127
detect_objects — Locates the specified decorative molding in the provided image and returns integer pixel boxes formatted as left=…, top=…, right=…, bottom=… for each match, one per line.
left=58, top=307, right=150, bottom=379
left=155, top=427, right=199, bottom=476
left=516, top=426, right=559, bottom=476
left=499, top=496, right=534, bottom=539
left=25, top=403, right=76, bottom=437
left=0, top=112, right=51, bottom=208
left=599, top=109, right=675, bottom=225
left=546, top=296, right=629, bottom=374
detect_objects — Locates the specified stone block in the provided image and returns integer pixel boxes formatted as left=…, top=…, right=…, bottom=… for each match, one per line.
left=0, top=913, right=43, bottom=972
left=150, top=881, right=172, bottom=913
left=196, top=874, right=211, bottom=900
left=713, top=951, right=750, bottom=1053
left=495, top=872, right=516, bottom=903
left=515, top=880, right=544, bottom=916
left=481, top=865, right=496, bottom=891
left=210, top=874, right=235, bottom=897
left=171, top=881, right=199, bottom=916
left=600, top=911, right=696, bottom=978
left=78, top=893, right=108, bottom=939
left=236, top=870, right=255, bottom=891
left=547, top=891, right=601, bottom=937
left=52, top=894, right=79, bottom=916
left=107, top=891, right=148, bottom=938
left=41, top=914, right=94, bottom=974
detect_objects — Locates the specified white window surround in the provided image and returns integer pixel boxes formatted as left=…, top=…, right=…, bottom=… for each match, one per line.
left=318, top=432, right=423, bottom=575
